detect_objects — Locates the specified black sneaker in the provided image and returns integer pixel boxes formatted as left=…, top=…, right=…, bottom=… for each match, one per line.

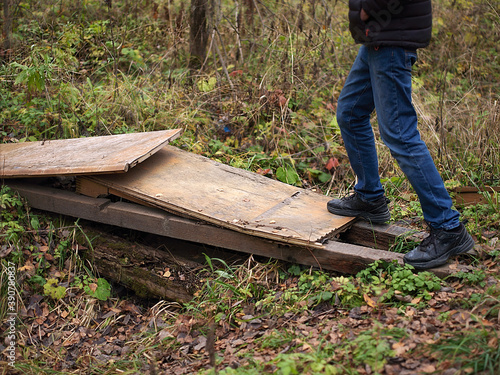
left=327, top=192, right=391, bottom=224
left=403, top=222, right=474, bottom=269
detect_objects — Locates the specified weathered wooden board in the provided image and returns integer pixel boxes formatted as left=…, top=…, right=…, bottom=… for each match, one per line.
left=452, top=186, right=500, bottom=206
left=0, top=129, right=182, bottom=178
left=339, top=220, right=426, bottom=250
left=83, top=145, right=355, bottom=247
left=7, top=181, right=469, bottom=277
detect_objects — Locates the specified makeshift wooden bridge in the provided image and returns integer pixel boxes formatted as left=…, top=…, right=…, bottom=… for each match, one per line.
left=1, top=130, right=464, bottom=282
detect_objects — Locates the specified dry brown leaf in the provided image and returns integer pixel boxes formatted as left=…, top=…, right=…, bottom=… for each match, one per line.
left=392, top=341, right=409, bottom=356
left=88, top=283, right=98, bottom=293
left=19, top=261, right=35, bottom=272
left=0, top=246, right=14, bottom=258
left=363, top=294, right=377, bottom=308
left=420, top=364, right=436, bottom=373
left=411, top=296, right=422, bottom=304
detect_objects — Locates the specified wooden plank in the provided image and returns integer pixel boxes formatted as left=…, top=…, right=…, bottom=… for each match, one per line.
left=79, top=178, right=426, bottom=251
left=339, top=221, right=425, bottom=250
left=6, top=181, right=466, bottom=276
left=452, top=186, right=500, bottom=206
left=84, top=146, right=355, bottom=246
left=75, top=178, right=110, bottom=198
left=0, top=129, right=182, bottom=178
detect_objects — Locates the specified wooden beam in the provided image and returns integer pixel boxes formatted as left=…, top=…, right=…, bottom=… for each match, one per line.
left=6, top=181, right=467, bottom=277
left=338, top=220, right=426, bottom=250
left=6, top=181, right=395, bottom=274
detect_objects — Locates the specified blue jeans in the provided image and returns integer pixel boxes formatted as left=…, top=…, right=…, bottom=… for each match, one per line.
left=336, top=45, right=460, bottom=230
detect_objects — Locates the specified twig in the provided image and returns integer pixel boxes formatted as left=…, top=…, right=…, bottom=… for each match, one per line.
left=213, top=26, right=235, bottom=93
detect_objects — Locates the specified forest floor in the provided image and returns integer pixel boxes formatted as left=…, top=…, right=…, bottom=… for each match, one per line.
left=2, top=196, right=499, bottom=375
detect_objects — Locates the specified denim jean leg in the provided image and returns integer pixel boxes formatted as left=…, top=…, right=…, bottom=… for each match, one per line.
left=336, top=46, right=385, bottom=201
left=368, top=46, right=460, bottom=229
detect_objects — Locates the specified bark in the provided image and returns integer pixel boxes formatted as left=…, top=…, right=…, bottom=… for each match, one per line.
left=84, top=229, right=201, bottom=303
left=3, top=0, right=12, bottom=56
left=189, top=0, right=209, bottom=69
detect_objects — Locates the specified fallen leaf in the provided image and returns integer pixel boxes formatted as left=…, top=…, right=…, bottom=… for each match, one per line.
left=326, top=102, right=335, bottom=111
left=158, top=328, right=174, bottom=341
left=278, top=95, right=287, bottom=108
left=325, top=157, right=339, bottom=171
left=19, top=261, right=35, bottom=272
left=392, top=341, right=409, bottom=356
left=420, top=364, right=436, bottom=373
left=363, top=294, right=377, bottom=308
left=411, top=296, right=422, bottom=304
left=88, top=283, right=98, bottom=293
left=0, top=246, right=13, bottom=258
left=256, top=168, right=271, bottom=175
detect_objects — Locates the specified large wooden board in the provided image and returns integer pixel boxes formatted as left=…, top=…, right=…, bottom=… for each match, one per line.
left=0, top=129, right=182, bottom=178
left=84, top=146, right=355, bottom=247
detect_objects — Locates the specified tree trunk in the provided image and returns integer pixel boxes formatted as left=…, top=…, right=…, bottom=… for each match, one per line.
left=3, top=0, right=12, bottom=57
left=189, top=0, right=209, bottom=69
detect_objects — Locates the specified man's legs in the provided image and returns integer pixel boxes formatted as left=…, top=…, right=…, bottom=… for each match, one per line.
left=329, top=45, right=474, bottom=268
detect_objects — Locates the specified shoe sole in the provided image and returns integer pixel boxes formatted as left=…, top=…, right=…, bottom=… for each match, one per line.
left=327, top=206, right=391, bottom=224
left=404, top=233, right=475, bottom=270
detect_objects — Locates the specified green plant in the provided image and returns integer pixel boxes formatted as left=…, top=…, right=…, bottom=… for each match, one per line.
left=345, top=324, right=406, bottom=374
left=276, top=163, right=301, bottom=185
left=460, top=284, right=500, bottom=319
left=0, top=185, right=26, bottom=247
left=72, top=275, right=111, bottom=301
left=12, top=53, right=56, bottom=98
left=43, top=278, right=67, bottom=300
left=298, top=270, right=334, bottom=305
left=353, top=260, right=442, bottom=306
left=389, top=230, right=421, bottom=254
left=258, top=329, right=298, bottom=350
left=185, top=255, right=265, bottom=322
left=461, top=195, right=500, bottom=241
left=449, top=269, right=487, bottom=287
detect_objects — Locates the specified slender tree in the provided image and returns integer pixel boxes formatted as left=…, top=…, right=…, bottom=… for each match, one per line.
left=189, top=0, right=209, bottom=69
left=2, top=0, right=12, bottom=57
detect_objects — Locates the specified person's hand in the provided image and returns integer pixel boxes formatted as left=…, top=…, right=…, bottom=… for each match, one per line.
left=360, top=8, right=369, bottom=21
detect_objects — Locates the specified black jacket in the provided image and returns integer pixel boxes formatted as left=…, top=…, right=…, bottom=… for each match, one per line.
left=348, top=0, right=432, bottom=49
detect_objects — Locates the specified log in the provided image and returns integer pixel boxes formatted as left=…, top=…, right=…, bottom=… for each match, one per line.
left=83, top=228, right=199, bottom=303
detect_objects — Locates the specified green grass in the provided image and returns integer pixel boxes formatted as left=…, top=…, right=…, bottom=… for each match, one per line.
left=431, top=329, right=500, bottom=375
